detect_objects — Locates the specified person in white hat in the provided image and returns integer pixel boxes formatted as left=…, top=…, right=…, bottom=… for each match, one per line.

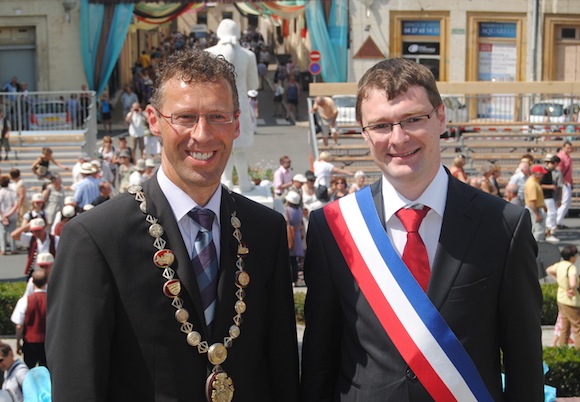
left=52, top=205, right=77, bottom=236
left=284, top=191, right=304, bottom=286
left=11, top=217, right=58, bottom=278
left=21, top=193, right=46, bottom=228
left=129, top=159, right=147, bottom=186
left=73, top=162, right=101, bottom=208
left=22, top=252, right=54, bottom=297
left=144, top=158, right=156, bottom=179
left=284, top=174, right=307, bottom=203
left=247, top=89, right=259, bottom=134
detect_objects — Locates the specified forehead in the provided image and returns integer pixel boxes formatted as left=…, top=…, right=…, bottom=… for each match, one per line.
left=360, top=86, right=431, bottom=118
left=160, top=77, right=235, bottom=110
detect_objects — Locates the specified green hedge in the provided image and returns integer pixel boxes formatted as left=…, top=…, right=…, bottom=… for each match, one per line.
left=541, top=283, right=559, bottom=325
left=0, top=281, right=26, bottom=336
left=543, top=347, right=580, bottom=397
left=294, top=291, right=306, bottom=325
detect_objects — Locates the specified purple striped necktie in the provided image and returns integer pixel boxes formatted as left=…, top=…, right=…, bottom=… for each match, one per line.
left=188, top=208, right=218, bottom=333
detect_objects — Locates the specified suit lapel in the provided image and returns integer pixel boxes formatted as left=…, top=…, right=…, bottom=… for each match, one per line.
left=427, top=176, right=482, bottom=309
left=144, top=175, right=209, bottom=338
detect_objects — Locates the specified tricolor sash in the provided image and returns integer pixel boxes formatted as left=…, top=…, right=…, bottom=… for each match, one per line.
left=323, top=187, right=493, bottom=402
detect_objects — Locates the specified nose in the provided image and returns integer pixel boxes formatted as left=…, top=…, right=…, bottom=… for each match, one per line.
left=388, top=122, right=408, bottom=144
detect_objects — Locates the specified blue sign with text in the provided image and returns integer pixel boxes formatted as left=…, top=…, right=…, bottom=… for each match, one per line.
left=402, top=21, right=440, bottom=36
left=479, top=22, right=517, bottom=38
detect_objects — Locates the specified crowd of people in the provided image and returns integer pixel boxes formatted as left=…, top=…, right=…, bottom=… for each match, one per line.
left=448, top=144, right=574, bottom=244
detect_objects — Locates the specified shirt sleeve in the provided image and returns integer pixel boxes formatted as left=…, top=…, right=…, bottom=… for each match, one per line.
left=11, top=297, right=27, bottom=325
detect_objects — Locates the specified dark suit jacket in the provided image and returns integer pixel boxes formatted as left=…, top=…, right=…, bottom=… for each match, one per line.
left=301, top=174, right=544, bottom=402
left=46, top=175, right=299, bottom=401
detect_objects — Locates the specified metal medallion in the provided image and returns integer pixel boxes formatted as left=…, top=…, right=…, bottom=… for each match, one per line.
left=228, top=325, right=240, bottom=339
left=153, top=249, right=174, bottom=268
left=162, top=279, right=181, bottom=298
left=175, top=308, right=189, bottom=323
left=206, top=371, right=234, bottom=402
left=207, top=343, right=228, bottom=365
left=148, top=223, right=164, bottom=238
left=235, top=271, right=250, bottom=288
left=127, top=185, right=142, bottom=194
left=186, top=331, right=202, bottom=347
left=234, top=300, right=246, bottom=314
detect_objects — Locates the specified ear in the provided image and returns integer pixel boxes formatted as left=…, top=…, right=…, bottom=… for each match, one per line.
left=436, top=103, right=447, bottom=136
left=146, top=105, right=162, bottom=138
left=233, top=114, right=241, bottom=140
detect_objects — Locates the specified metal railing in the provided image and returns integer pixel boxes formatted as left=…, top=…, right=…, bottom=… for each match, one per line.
left=0, top=91, right=98, bottom=155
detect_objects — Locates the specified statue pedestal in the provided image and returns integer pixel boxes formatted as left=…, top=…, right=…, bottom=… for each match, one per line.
left=232, top=185, right=284, bottom=214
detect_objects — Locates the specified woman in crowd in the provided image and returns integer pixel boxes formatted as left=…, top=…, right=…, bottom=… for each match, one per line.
left=31, top=147, right=70, bottom=180
left=348, top=170, right=366, bottom=194
left=313, top=151, right=353, bottom=202
left=546, top=245, right=580, bottom=348
left=284, top=191, right=304, bottom=287
left=42, top=174, right=65, bottom=226
left=449, top=154, right=469, bottom=183
left=0, top=176, right=19, bottom=255
left=330, top=177, right=349, bottom=201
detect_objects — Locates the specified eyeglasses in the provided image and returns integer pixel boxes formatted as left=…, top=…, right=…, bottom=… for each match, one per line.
left=155, top=108, right=239, bottom=129
left=362, top=106, right=439, bottom=136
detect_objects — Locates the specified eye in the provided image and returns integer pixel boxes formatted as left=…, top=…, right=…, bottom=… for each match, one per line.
left=208, top=113, right=229, bottom=123
left=372, top=123, right=390, bottom=130
left=404, top=116, right=424, bottom=124
left=173, top=114, right=198, bottom=124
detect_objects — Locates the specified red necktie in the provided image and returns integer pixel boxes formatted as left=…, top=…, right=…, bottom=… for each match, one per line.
left=395, top=206, right=431, bottom=291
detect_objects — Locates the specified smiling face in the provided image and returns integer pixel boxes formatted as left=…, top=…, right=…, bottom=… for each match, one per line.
left=147, top=77, right=239, bottom=205
left=360, top=85, right=445, bottom=200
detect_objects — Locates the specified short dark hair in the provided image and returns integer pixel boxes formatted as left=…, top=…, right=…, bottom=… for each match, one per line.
left=561, top=245, right=578, bottom=261
left=356, top=58, right=442, bottom=123
left=149, top=48, right=239, bottom=113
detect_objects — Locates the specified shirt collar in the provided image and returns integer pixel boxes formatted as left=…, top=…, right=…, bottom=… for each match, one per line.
left=157, top=166, right=222, bottom=227
left=382, top=164, right=448, bottom=221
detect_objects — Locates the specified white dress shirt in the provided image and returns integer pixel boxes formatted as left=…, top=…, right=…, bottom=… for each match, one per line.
left=382, top=165, right=448, bottom=269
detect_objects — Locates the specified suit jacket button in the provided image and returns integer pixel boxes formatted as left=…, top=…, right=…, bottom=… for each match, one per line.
left=405, top=367, right=417, bottom=381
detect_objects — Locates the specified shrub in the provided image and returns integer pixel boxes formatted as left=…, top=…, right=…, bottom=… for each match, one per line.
left=294, top=291, right=306, bottom=325
left=541, top=283, right=559, bottom=325
left=543, top=347, right=580, bottom=397
left=0, top=281, right=27, bottom=336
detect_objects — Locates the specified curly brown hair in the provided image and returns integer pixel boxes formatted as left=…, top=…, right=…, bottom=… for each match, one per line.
left=149, top=49, right=239, bottom=112
left=355, top=58, right=442, bottom=123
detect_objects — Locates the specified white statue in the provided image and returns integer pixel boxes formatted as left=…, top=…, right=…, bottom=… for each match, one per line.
left=206, top=19, right=260, bottom=193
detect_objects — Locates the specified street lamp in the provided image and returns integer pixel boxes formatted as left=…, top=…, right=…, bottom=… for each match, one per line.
left=63, top=0, right=77, bottom=24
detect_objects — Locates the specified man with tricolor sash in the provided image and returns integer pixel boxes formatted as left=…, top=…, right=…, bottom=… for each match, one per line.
left=301, top=58, right=544, bottom=401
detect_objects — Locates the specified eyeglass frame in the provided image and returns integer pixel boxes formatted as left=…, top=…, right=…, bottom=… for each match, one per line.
left=154, top=107, right=240, bottom=129
left=361, top=105, right=440, bottom=135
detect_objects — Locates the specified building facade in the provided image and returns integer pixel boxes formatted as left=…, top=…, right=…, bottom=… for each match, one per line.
left=0, top=0, right=579, bottom=96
